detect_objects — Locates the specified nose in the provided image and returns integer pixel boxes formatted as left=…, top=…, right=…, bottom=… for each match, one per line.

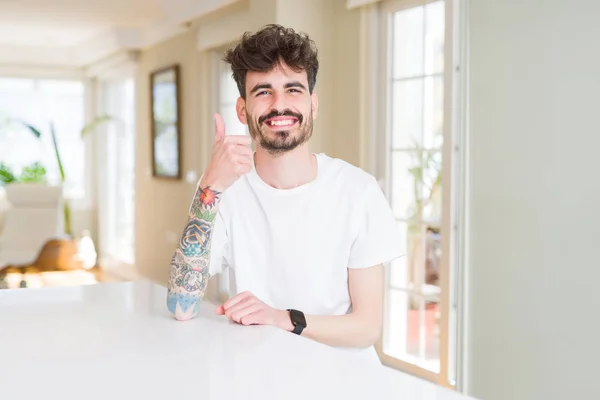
left=270, top=91, right=286, bottom=111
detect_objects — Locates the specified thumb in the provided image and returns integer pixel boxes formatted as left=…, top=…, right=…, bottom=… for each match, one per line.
left=215, top=304, right=225, bottom=315
left=214, top=113, right=225, bottom=142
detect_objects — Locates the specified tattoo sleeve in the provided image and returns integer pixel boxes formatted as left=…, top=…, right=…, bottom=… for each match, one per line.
left=166, top=185, right=222, bottom=320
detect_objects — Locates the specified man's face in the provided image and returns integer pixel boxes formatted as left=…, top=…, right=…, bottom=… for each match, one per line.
left=236, top=62, right=318, bottom=155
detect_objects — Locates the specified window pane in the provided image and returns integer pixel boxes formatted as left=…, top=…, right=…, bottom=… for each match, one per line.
left=219, top=57, right=249, bottom=136
left=421, top=150, right=442, bottom=226
left=424, top=1, right=445, bottom=75
left=0, top=78, right=85, bottom=199
left=38, top=79, right=84, bottom=95
left=390, top=151, right=420, bottom=220
left=393, top=6, right=424, bottom=79
left=153, top=123, right=179, bottom=176
left=423, top=76, right=444, bottom=149
left=392, top=79, right=423, bottom=149
left=384, top=289, right=441, bottom=373
left=153, top=73, right=177, bottom=124
left=0, top=77, right=35, bottom=92
left=424, top=226, right=442, bottom=287
left=220, top=102, right=246, bottom=136
left=219, top=69, right=240, bottom=102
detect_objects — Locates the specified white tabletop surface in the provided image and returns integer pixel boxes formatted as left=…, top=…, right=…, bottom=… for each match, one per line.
left=0, top=280, right=476, bottom=400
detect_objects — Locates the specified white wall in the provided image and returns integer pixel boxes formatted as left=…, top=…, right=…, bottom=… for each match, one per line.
left=465, top=1, right=600, bottom=399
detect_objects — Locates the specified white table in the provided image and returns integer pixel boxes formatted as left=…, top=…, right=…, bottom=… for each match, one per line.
left=0, top=280, right=476, bottom=400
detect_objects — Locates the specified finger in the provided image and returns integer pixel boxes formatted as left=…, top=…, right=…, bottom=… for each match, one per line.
left=240, top=310, right=267, bottom=326
left=233, top=153, right=254, bottom=167
left=214, top=304, right=225, bottom=315
left=233, top=161, right=253, bottom=178
left=230, top=303, right=264, bottom=324
left=214, top=113, right=226, bottom=142
left=232, top=144, right=254, bottom=157
left=224, top=297, right=254, bottom=320
left=224, top=135, right=252, bottom=146
left=223, top=291, right=253, bottom=311
left=236, top=161, right=253, bottom=176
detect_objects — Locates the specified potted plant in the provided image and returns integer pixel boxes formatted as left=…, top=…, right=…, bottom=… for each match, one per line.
left=16, top=116, right=114, bottom=237
left=0, top=161, right=53, bottom=206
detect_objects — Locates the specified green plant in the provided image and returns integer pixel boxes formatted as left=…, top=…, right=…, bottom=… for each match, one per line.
left=0, top=162, right=17, bottom=186
left=0, top=161, right=47, bottom=186
left=19, top=161, right=47, bottom=183
left=406, top=149, right=442, bottom=230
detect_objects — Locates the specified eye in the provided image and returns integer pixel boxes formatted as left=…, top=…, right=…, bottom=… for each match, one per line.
left=288, top=88, right=301, bottom=93
left=256, top=90, right=269, bottom=96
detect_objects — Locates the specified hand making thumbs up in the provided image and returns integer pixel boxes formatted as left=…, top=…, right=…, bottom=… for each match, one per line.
left=199, top=113, right=253, bottom=192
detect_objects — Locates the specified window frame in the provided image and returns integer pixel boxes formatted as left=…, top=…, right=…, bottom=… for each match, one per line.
left=373, top=0, right=462, bottom=389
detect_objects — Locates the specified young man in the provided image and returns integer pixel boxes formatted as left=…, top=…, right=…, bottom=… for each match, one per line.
left=167, top=24, right=404, bottom=363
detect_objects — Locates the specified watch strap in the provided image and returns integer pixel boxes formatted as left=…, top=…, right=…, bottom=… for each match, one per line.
left=292, top=322, right=304, bottom=335
left=287, top=309, right=306, bottom=335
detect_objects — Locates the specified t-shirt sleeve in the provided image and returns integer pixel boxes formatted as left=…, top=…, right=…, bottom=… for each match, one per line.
left=347, top=177, right=406, bottom=269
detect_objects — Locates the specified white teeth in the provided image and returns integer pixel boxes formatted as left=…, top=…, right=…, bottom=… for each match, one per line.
left=270, top=119, right=294, bottom=126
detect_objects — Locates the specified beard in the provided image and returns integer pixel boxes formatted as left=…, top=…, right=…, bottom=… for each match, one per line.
left=247, top=108, right=313, bottom=156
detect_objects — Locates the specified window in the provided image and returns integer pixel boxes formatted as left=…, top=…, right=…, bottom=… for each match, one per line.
left=377, top=0, right=457, bottom=387
left=97, top=78, right=136, bottom=266
left=217, top=54, right=248, bottom=136
left=0, top=78, right=86, bottom=199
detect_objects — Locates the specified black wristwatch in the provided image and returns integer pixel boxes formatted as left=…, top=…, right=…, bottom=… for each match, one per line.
left=287, top=309, right=306, bottom=335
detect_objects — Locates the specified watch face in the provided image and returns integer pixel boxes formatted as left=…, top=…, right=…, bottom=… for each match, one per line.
left=290, top=309, right=306, bottom=326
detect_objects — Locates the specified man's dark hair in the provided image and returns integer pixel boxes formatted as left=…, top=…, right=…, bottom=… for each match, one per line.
left=223, top=24, right=319, bottom=99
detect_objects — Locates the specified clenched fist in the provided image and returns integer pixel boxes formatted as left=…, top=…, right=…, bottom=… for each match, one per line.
left=200, top=113, right=253, bottom=192
left=215, top=291, right=294, bottom=331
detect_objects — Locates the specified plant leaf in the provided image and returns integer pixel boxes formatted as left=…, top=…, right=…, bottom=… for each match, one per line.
left=0, top=162, right=17, bottom=185
left=17, top=120, right=42, bottom=139
left=49, top=123, right=66, bottom=182
left=81, top=115, right=116, bottom=138
left=20, top=162, right=47, bottom=183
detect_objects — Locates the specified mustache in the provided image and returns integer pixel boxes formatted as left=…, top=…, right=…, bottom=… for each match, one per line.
left=258, top=109, right=303, bottom=125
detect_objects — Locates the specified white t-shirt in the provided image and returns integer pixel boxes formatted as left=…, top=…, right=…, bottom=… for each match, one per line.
left=207, top=152, right=405, bottom=364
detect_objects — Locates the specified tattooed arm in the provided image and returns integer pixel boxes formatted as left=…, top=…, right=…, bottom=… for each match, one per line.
left=166, top=185, right=222, bottom=321
left=166, top=113, right=252, bottom=321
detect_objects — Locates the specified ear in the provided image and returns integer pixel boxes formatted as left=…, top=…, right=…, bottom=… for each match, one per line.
left=310, top=92, right=319, bottom=120
left=236, top=97, right=247, bottom=124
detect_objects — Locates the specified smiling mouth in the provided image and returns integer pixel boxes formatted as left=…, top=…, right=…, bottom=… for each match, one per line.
left=264, top=117, right=298, bottom=128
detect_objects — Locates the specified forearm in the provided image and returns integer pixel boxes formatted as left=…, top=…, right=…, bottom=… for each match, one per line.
left=167, top=183, right=222, bottom=321
left=287, top=266, right=385, bottom=348
left=281, top=311, right=382, bottom=348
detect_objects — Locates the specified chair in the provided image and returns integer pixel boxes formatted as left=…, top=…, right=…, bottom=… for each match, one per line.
left=0, top=183, right=64, bottom=270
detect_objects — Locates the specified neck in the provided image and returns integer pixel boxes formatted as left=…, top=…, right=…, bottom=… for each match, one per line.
left=254, top=144, right=317, bottom=189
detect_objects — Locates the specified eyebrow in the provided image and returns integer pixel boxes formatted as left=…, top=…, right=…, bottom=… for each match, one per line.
left=249, top=81, right=307, bottom=94
left=285, top=81, right=307, bottom=90
left=250, top=83, right=272, bottom=94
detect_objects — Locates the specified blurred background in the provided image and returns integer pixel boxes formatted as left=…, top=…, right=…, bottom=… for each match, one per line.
left=0, top=1, right=598, bottom=399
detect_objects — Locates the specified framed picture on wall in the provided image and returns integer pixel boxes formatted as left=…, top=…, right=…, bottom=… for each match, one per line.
left=150, top=64, right=181, bottom=179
